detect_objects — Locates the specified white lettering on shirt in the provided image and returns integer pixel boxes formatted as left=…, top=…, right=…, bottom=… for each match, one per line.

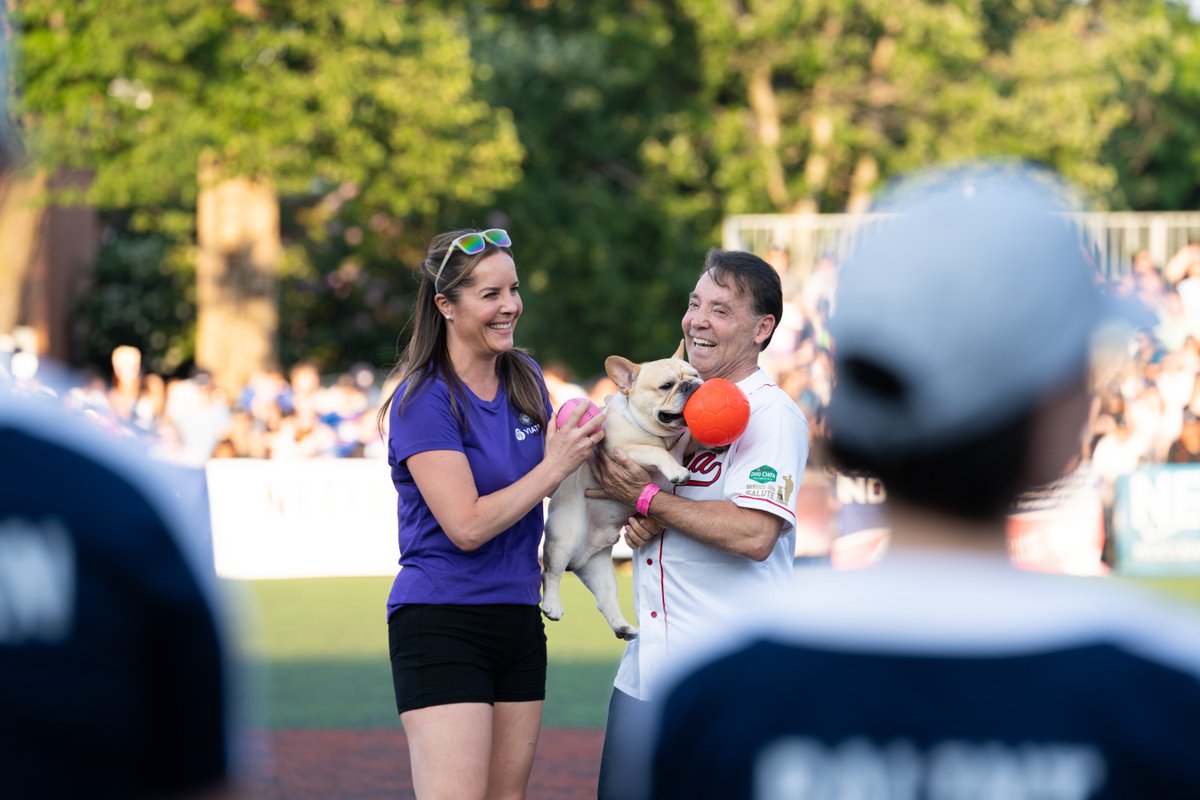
left=754, top=736, right=1106, bottom=800
left=0, top=518, right=76, bottom=644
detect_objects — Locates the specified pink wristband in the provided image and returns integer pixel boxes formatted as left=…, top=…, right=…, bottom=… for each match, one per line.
left=636, top=484, right=661, bottom=517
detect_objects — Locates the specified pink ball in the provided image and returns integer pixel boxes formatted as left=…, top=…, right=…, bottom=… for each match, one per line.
left=555, top=397, right=601, bottom=430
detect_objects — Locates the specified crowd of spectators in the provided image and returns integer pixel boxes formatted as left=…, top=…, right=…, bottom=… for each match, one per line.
left=1088, top=245, right=1200, bottom=479
left=0, top=339, right=387, bottom=464
left=759, top=243, right=1200, bottom=503
left=5, top=241, right=1200, bottom=483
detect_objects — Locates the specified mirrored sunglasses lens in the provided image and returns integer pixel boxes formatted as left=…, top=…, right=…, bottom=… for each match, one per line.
left=456, top=233, right=486, bottom=254
left=483, top=229, right=512, bottom=247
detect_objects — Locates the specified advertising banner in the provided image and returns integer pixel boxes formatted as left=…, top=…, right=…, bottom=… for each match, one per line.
left=207, top=461, right=1114, bottom=580
left=1007, top=472, right=1107, bottom=576
left=206, top=459, right=398, bottom=579
left=207, top=462, right=840, bottom=578
left=830, top=471, right=890, bottom=570
left=1113, top=465, right=1200, bottom=575
left=826, top=470, right=1108, bottom=575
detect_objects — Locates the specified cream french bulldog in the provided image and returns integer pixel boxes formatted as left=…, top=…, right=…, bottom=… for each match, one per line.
left=541, top=342, right=702, bottom=639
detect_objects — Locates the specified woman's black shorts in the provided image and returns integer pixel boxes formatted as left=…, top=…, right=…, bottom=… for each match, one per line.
left=388, top=603, right=547, bottom=715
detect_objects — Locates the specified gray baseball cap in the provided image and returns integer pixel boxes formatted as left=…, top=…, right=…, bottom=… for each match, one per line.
left=828, top=162, right=1136, bottom=456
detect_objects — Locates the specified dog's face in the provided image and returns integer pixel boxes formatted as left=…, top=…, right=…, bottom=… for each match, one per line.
left=604, top=341, right=703, bottom=437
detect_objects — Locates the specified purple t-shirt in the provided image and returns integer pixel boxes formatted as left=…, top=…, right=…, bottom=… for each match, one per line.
left=386, top=368, right=549, bottom=618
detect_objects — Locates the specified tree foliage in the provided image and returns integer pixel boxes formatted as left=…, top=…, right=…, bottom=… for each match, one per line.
left=655, top=0, right=1179, bottom=216
left=70, top=230, right=196, bottom=376
left=459, top=1, right=716, bottom=376
left=1104, top=1, right=1200, bottom=210
left=17, top=1, right=522, bottom=225
left=9, top=0, right=1200, bottom=382
left=14, top=0, right=523, bottom=373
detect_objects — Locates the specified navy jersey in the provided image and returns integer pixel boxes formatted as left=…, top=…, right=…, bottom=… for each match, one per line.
left=0, top=391, right=231, bottom=798
left=644, top=553, right=1200, bottom=800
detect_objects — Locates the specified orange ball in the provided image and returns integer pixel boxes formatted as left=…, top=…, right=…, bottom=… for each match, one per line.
left=683, top=378, right=750, bottom=447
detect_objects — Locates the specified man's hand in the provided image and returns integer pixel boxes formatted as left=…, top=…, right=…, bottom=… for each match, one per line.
left=623, top=515, right=664, bottom=550
left=585, top=447, right=653, bottom=507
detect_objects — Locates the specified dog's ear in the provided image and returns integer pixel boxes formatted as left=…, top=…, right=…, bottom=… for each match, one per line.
left=604, top=356, right=640, bottom=394
left=673, top=339, right=686, bottom=360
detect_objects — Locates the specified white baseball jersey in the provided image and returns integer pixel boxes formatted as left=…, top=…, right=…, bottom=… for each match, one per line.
left=614, top=368, right=809, bottom=700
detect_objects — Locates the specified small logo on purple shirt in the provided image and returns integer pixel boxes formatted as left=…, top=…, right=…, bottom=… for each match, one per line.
left=515, top=422, right=542, bottom=441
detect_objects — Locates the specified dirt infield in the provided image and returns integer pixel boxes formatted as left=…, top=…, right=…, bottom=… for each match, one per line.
left=246, top=727, right=604, bottom=799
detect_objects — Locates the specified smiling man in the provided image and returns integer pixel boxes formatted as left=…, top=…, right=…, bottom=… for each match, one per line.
left=589, top=248, right=811, bottom=799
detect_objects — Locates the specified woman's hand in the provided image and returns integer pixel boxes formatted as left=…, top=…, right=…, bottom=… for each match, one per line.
left=543, top=401, right=605, bottom=483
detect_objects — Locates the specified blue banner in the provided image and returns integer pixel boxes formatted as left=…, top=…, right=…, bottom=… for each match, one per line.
left=1113, top=465, right=1200, bottom=576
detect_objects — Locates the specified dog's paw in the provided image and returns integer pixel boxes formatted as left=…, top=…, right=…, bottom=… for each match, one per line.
left=540, top=602, right=564, bottom=622
left=614, top=626, right=638, bottom=640
left=667, top=467, right=690, bottom=486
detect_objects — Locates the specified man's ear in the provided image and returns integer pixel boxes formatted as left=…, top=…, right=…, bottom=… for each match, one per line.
left=755, top=314, right=777, bottom=347
left=604, top=356, right=640, bottom=394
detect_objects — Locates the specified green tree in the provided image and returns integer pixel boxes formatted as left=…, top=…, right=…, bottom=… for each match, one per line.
left=70, top=229, right=196, bottom=376
left=14, top=0, right=522, bottom=376
left=1105, top=1, right=1200, bottom=210
left=461, top=2, right=718, bottom=380
left=655, top=0, right=1177, bottom=220
left=11, top=0, right=1200, bottom=386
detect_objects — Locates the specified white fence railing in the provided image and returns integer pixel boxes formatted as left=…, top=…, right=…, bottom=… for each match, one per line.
left=723, top=211, right=1200, bottom=281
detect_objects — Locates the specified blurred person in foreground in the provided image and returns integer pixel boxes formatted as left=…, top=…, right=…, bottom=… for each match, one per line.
left=0, top=29, right=240, bottom=797
left=588, top=248, right=810, bottom=799
left=633, top=164, right=1200, bottom=799
left=376, top=228, right=603, bottom=798
left=0, top=380, right=241, bottom=798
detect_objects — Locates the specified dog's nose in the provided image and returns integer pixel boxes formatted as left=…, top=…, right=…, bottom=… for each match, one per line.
left=682, top=380, right=700, bottom=396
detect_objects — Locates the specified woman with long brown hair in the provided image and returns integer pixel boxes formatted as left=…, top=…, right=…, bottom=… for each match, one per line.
left=377, top=228, right=603, bottom=798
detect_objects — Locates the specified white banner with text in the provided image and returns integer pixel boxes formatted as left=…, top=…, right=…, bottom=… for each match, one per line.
left=206, top=459, right=399, bottom=579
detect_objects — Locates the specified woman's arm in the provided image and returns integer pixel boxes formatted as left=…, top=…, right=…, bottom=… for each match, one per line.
left=408, top=402, right=605, bottom=551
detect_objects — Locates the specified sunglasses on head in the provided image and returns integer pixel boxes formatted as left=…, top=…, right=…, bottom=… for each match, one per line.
left=434, top=228, right=513, bottom=293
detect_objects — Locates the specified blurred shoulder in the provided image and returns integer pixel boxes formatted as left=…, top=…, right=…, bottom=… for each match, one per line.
left=0, top=389, right=212, bottom=567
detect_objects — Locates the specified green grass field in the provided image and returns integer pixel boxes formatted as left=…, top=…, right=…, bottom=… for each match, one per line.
left=226, top=569, right=635, bottom=729
left=227, top=569, right=1200, bottom=730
